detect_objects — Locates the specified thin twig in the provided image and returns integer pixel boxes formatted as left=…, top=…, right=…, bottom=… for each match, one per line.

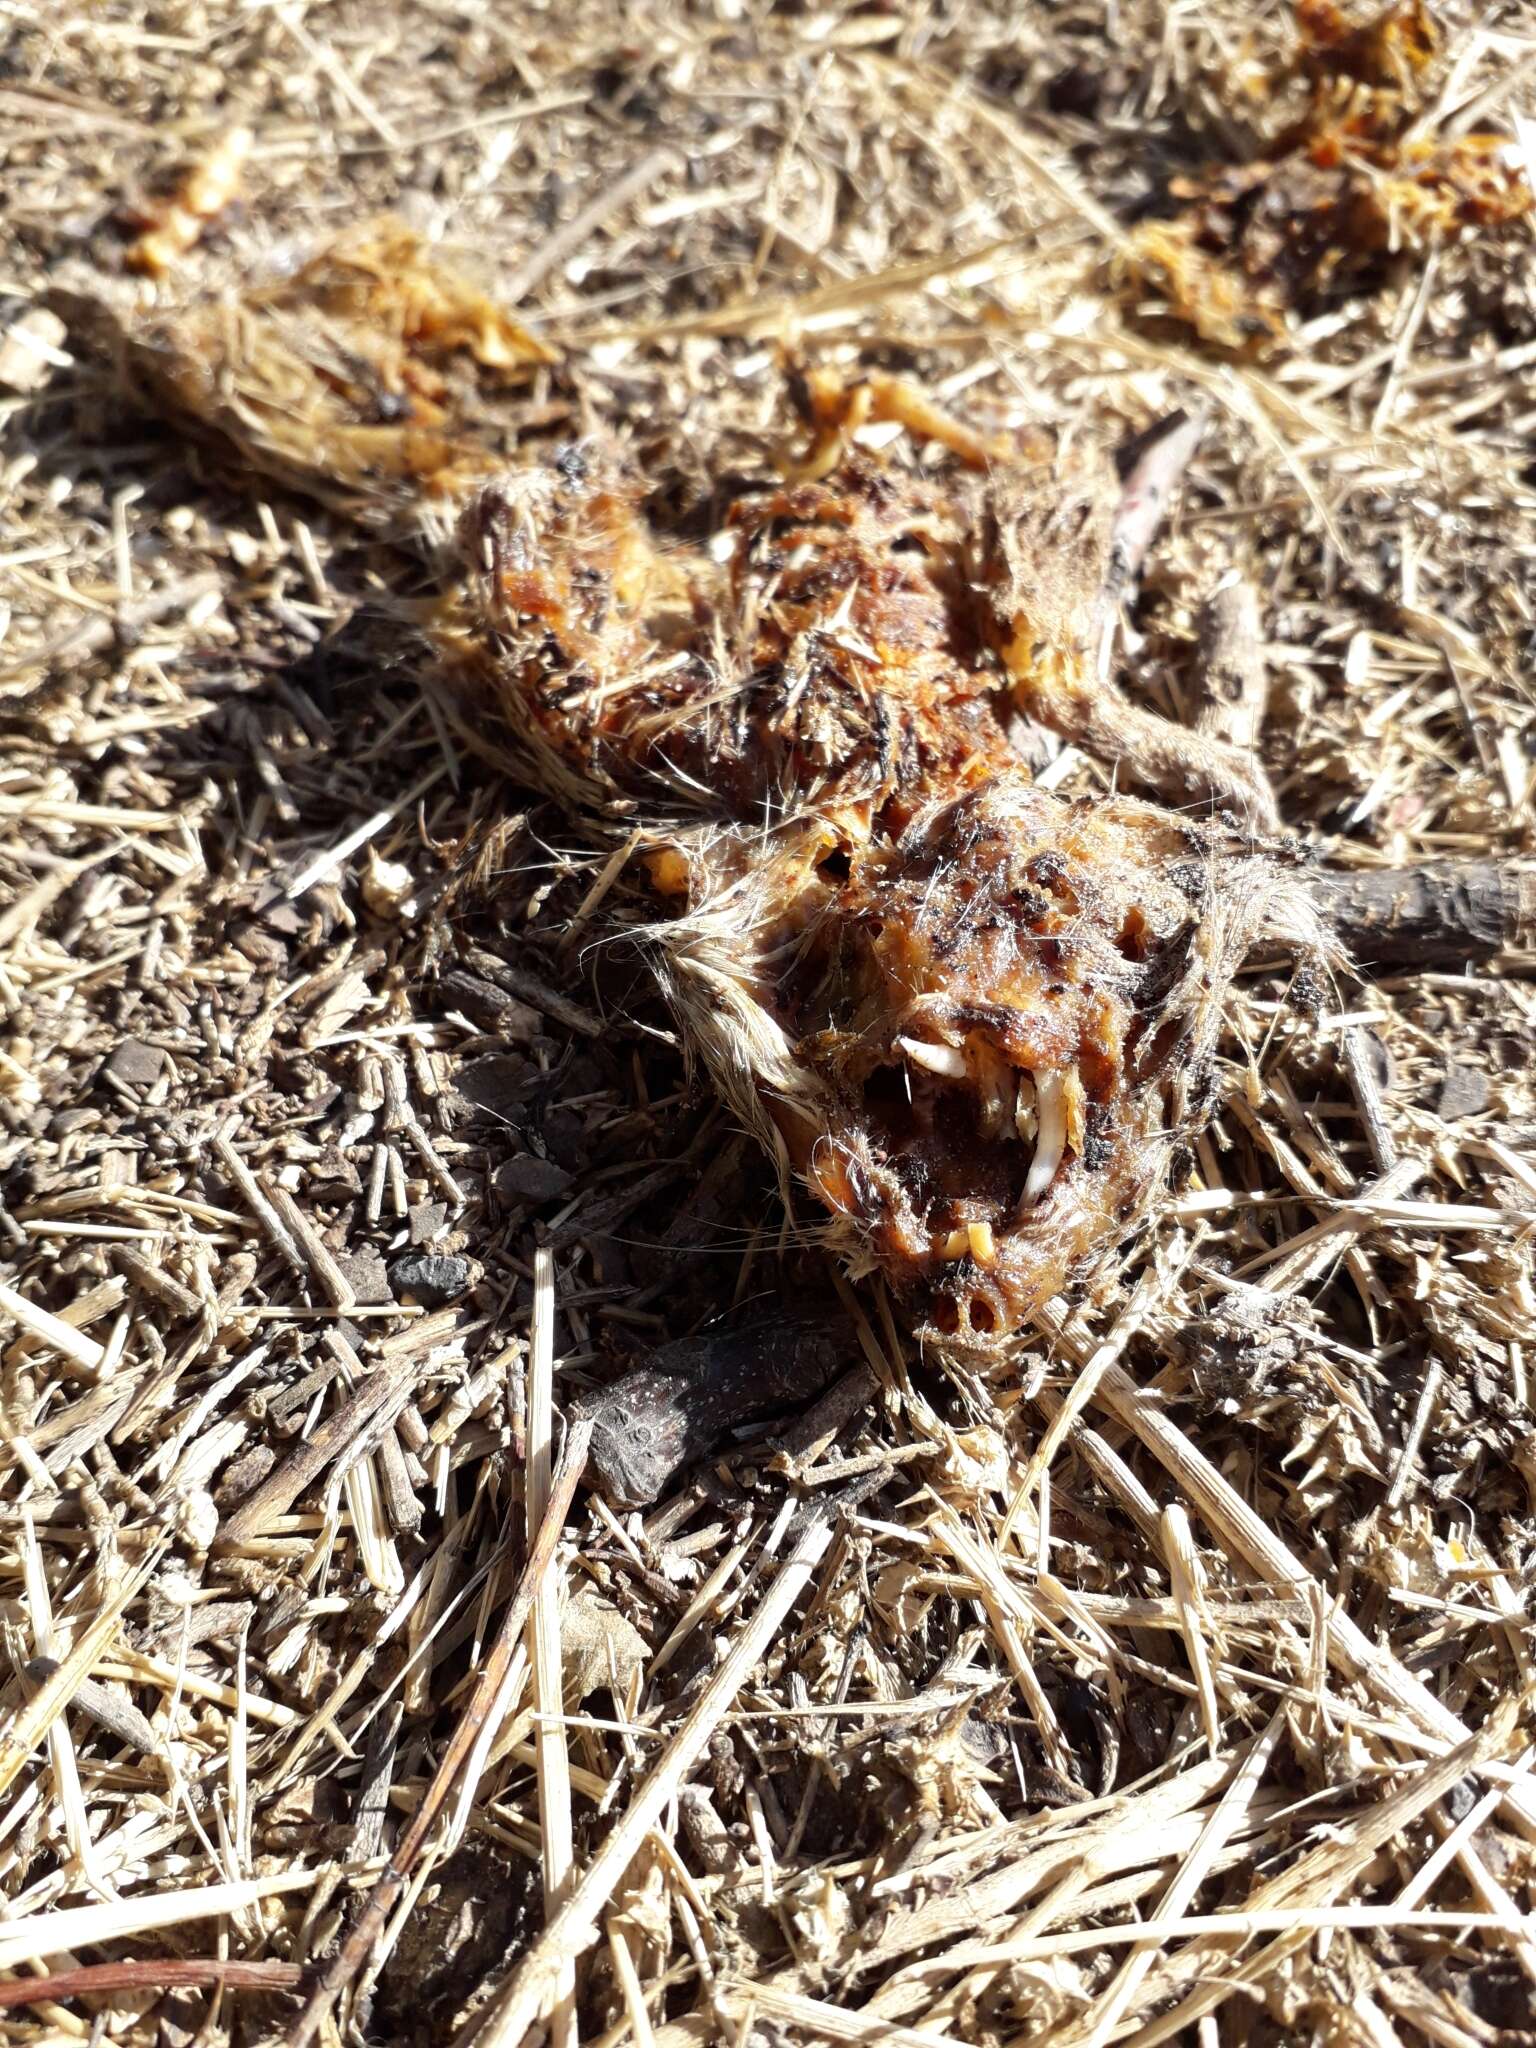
left=528, top=1246, right=579, bottom=2048
left=501, top=148, right=681, bottom=303
left=0, top=1959, right=304, bottom=2009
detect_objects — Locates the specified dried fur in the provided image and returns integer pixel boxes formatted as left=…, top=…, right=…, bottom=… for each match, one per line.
left=449, top=428, right=1331, bottom=1350
left=654, top=777, right=1332, bottom=1350
left=53, top=217, right=554, bottom=522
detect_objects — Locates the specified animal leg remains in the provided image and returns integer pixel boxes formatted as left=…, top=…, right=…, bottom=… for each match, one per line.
left=987, top=415, right=1278, bottom=827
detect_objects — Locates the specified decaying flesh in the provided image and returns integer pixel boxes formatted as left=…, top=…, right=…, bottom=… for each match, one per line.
left=457, top=428, right=1272, bottom=831
left=68, top=217, right=557, bottom=516
left=655, top=773, right=1309, bottom=1342
left=1118, top=0, right=1533, bottom=351
left=453, top=422, right=1321, bottom=1348
left=457, top=449, right=1012, bottom=826
left=56, top=202, right=1317, bottom=1344
left=783, top=361, right=1031, bottom=481
left=124, top=126, right=252, bottom=278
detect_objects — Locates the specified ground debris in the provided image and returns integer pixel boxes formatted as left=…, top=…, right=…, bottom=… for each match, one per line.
left=0, top=4, right=1533, bottom=2046
left=122, top=125, right=252, bottom=278
left=0, top=303, right=69, bottom=392
left=389, top=1251, right=475, bottom=1304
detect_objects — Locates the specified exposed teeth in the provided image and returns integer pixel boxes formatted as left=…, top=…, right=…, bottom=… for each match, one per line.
left=1021, top=1069, right=1066, bottom=1205
left=941, top=1226, right=970, bottom=1259
left=1014, top=1071, right=1038, bottom=1143
left=897, top=1035, right=968, bottom=1079
left=967, top=1220, right=997, bottom=1266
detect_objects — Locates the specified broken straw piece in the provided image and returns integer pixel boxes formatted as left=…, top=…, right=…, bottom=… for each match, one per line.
left=0, top=1281, right=107, bottom=1376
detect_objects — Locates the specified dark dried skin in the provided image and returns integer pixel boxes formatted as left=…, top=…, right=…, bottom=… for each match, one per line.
left=576, top=1317, right=847, bottom=1506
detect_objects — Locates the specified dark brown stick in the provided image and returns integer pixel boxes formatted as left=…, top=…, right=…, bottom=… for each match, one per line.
left=463, top=946, right=604, bottom=1040
left=282, top=1415, right=592, bottom=2048
left=1341, top=1028, right=1399, bottom=1176
left=353, top=1698, right=404, bottom=1866
left=22, top=1662, right=159, bottom=1754
left=1179, top=550, right=1533, bottom=968
left=1308, top=861, right=1536, bottom=968
left=0, top=1959, right=303, bottom=2008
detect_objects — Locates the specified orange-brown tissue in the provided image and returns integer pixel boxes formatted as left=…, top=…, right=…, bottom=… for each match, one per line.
left=463, top=451, right=1013, bottom=823
left=454, top=433, right=1309, bottom=1348
left=720, top=776, right=1216, bottom=1341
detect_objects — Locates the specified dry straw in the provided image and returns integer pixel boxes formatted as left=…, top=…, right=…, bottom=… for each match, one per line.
left=1, top=2, right=1534, bottom=2046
